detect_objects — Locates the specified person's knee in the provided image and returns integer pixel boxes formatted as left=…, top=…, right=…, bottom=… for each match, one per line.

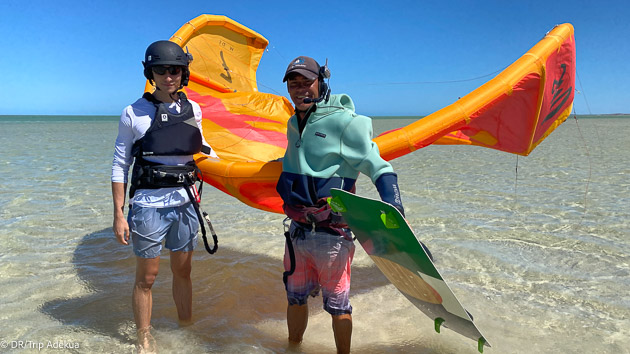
left=172, top=266, right=191, bottom=279
left=171, top=259, right=192, bottom=279
left=332, top=313, right=352, bottom=322
left=135, top=273, right=157, bottom=290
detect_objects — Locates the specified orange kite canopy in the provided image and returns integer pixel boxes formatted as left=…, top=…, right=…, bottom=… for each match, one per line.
left=376, top=23, right=576, bottom=160
left=144, top=15, right=576, bottom=213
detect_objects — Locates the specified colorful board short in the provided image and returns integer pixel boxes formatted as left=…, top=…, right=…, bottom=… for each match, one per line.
left=128, top=202, right=199, bottom=258
left=283, top=222, right=356, bottom=315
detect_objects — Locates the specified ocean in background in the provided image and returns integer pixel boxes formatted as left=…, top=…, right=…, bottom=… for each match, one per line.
left=0, top=115, right=629, bottom=353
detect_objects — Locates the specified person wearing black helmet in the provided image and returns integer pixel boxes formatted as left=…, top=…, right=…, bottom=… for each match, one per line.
left=276, top=56, right=406, bottom=353
left=111, top=40, right=217, bottom=352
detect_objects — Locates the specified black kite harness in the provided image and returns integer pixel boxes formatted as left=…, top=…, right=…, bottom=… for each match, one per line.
left=129, top=92, right=218, bottom=254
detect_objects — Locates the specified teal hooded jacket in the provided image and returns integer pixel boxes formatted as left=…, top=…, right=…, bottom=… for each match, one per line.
left=276, top=94, right=403, bottom=212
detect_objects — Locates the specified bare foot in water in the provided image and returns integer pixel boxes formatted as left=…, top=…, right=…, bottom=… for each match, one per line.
left=136, top=326, right=157, bottom=354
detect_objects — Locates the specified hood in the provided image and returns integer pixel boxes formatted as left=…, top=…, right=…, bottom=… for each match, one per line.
left=309, top=94, right=355, bottom=123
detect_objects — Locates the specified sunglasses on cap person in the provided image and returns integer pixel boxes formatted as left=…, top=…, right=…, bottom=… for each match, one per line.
left=151, top=65, right=183, bottom=75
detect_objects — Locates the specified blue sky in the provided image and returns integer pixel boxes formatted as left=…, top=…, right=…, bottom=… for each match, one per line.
left=1, top=0, right=628, bottom=116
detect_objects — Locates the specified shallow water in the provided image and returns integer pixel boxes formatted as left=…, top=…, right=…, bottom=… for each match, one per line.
left=0, top=115, right=628, bottom=353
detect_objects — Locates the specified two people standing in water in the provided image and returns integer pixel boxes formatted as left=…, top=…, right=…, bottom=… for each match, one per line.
left=112, top=42, right=406, bottom=354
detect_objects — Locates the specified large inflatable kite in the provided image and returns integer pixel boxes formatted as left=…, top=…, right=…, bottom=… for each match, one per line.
left=149, top=15, right=576, bottom=213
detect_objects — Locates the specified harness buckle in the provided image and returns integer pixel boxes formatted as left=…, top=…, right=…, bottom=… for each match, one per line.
left=306, top=213, right=317, bottom=236
left=283, top=217, right=291, bottom=234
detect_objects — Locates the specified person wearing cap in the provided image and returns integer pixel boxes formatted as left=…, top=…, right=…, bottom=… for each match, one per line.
left=276, top=56, right=405, bottom=353
left=111, top=40, right=217, bottom=352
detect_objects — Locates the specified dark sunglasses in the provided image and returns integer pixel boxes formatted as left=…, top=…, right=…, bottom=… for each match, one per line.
left=152, top=66, right=183, bottom=75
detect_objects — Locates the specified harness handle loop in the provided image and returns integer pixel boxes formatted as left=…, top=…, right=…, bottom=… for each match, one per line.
left=182, top=175, right=218, bottom=255
left=282, top=217, right=296, bottom=289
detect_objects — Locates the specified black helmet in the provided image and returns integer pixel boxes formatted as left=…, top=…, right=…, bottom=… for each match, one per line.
left=142, top=40, right=193, bottom=87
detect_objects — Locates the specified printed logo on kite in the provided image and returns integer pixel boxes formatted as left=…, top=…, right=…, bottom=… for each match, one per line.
left=542, top=63, right=573, bottom=124
left=220, top=51, right=232, bottom=83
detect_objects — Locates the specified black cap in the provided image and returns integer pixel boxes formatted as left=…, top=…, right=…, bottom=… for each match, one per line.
left=283, top=56, right=320, bottom=82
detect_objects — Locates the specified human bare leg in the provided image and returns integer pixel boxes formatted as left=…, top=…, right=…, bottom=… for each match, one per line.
left=133, top=256, right=160, bottom=352
left=287, top=304, right=309, bottom=344
left=332, top=313, right=352, bottom=354
left=170, top=250, right=193, bottom=325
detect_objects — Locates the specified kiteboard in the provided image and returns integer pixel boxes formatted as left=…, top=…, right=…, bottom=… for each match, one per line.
left=328, top=188, right=490, bottom=352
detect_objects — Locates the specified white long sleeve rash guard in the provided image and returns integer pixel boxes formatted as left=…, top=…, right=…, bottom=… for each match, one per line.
left=111, top=95, right=217, bottom=208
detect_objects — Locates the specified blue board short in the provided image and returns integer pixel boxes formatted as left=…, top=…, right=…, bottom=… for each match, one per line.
left=128, top=202, right=199, bottom=258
